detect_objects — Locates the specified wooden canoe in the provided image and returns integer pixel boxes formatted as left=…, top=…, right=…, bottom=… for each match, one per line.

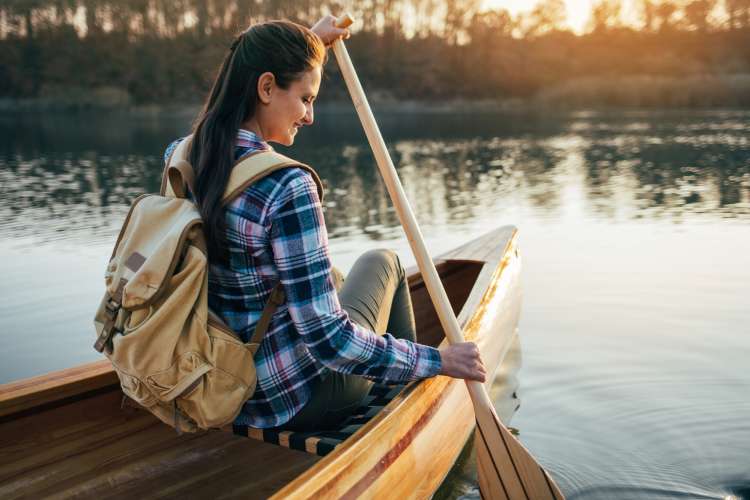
left=0, top=225, right=522, bottom=499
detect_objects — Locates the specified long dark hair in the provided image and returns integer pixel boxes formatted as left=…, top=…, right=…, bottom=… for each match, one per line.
left=190, top=20, right=326, bottom=263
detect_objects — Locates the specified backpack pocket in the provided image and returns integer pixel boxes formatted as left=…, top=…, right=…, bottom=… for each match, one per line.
left=144, top=348, right=253, bottom=429
left=118, top=367, right=203, bottom=434
left=175, top=365, right=250, bottom=429
left=119, top=371, right=157, bottom=408
left=146, top=351, right=211, bottom=401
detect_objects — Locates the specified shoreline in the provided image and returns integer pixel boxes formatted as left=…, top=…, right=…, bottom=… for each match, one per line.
left=3, top=73, right=749, bottom=114
left=0, top=97, right=529, bottom=115
left=3, top=72, right=749, bottom=115
left=2, top=97, right=750, bottom=116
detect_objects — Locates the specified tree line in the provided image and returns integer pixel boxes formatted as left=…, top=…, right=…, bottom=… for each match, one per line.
left=1, top=0, right=750, bottom=107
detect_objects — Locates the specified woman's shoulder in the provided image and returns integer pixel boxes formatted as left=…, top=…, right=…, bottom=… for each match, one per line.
left=269, top=164, right=315, bottom=183
left=231, top=165, right=317, bottom=204
left=256, top=166, right=319, bottom=200
left=229, top=167, right=319, bottom=225
left=163, top=136, right=188, bottom=164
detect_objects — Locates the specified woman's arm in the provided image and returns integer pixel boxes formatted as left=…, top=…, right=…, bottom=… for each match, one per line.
left=268, top=169, right=441, bottom=384
left=310, top=15, right=349, bottom=46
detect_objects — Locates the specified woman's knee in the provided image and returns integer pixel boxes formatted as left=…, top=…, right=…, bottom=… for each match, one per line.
left=358, top=248, right=404, bottom=279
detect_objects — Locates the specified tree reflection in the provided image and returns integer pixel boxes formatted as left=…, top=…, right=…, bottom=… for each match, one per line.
left=578, top=112, right=750, bottom=219
left=1, top=110, right=749, bottom=247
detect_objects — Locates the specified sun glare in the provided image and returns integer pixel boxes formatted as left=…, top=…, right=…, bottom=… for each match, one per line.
left=481, top=0, right=627, bottom=34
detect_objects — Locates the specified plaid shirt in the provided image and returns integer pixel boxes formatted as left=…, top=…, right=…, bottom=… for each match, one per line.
left=164, top=130, right=441, bottom=428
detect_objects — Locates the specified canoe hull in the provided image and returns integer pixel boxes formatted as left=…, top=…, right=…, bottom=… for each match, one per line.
left=0, top=226, right=522, bottom=499
left=273, top=227, right=522, bottom=498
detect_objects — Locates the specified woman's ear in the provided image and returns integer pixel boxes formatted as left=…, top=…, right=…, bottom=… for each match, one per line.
left=257, top=72, right=275, bottom=104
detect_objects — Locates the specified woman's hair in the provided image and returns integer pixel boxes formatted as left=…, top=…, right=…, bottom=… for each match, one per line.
left=189, top=20, right=326, bottom=263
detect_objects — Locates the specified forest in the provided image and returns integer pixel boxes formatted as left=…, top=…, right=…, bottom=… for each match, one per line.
left=1, top=0, right=750, bottom=108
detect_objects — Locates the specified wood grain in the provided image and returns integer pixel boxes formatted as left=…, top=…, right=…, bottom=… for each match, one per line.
left=0, top=360, right=116, bottom=419
left=0, top=389, right=319, bottom=499
left=0, top=226, right=522, bottom=499
left=476, top=430, right=511, bottom=500
left=271, top=228, right=521, bottom=498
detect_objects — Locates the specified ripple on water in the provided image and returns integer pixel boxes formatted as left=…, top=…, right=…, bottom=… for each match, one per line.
left=1, top=110, right=749, bottom=498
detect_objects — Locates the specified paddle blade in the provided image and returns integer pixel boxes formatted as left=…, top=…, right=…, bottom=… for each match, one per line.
left=474, top=404, right=564, bottom=499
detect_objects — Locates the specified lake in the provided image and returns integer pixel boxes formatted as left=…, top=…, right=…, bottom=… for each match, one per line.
left=0, top=108, right=748, bottom=499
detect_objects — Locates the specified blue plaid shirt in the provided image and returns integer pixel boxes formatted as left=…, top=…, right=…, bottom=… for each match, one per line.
left=164, top=130, right=441, bottom=428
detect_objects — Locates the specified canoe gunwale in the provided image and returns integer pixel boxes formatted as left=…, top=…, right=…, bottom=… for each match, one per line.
left=0, top=360, right=116, bottom=420
left=0, top=226, right=516, bottom=420
left=271, top=225, right=520, bottom=498
left=0, top=225, right=521, bottom=500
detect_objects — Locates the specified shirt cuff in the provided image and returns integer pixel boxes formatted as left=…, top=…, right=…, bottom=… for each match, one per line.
left=411, top=344, right=442, bottom=379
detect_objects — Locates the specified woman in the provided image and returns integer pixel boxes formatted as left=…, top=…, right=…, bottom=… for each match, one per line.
left=164, top=16, right=486, bottom=431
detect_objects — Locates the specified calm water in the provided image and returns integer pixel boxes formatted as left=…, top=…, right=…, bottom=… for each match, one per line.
left=1, top=108, right=748, bottom=499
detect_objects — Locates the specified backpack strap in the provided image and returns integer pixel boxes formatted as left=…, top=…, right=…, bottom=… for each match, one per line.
left=160, top=136, right=324, bottom=203
left=161, top=136, right=194, bottom=196
left=158, top=134, right=326, bottom=349
left=248, top=283, right=286, bottom=351
left=223, top=150, right=324, bottom=204
left=221, top=151, right=323, bottom=350
left=167, top=160, right=195, bottom=199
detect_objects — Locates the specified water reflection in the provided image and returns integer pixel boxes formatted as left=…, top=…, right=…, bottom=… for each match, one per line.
left=2, top=110, right=748, bottom=249
left=0, top=152, right=160, bottom=246
left=1, top=109, right=749, bottom=500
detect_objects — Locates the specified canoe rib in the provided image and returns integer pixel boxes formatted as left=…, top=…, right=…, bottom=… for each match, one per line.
left=0, top=225, right=521, bottom=499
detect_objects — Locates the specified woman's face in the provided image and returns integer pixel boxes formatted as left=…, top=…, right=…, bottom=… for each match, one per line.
left=254, top=66, right=322, bottom=146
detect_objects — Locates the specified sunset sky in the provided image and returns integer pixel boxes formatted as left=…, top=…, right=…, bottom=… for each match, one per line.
left=480, top=0, right=641, bottom=33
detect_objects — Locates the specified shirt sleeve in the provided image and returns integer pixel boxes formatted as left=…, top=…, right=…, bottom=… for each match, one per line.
left=268, top=169, right=442, bottom=384
left=163, top=138, right=183, bottom=165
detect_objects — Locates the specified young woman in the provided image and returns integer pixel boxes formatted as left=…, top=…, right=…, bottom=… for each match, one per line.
left=164, top=16, right=486, bottom=431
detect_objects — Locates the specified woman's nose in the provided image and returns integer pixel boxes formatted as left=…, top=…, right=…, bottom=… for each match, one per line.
left=302, top=104, right=314, bottom=125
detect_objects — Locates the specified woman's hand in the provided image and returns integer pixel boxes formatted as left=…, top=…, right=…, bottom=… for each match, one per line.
left=311, top=15, right=350, bottom=46
left=439, top=342, right=487, bottom=383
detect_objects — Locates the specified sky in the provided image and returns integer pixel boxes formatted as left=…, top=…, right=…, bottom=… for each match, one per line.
left=480, top=0, right=641, bottom=34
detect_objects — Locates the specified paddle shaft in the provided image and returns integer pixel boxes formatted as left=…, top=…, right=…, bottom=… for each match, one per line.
left=330, top=21, right=493, bottom=411
left=331, top=16, right=564, bottom=499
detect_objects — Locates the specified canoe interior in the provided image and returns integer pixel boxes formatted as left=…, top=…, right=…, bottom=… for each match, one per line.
left=0, top=259, right=486, bottom=499
left=410, top=260, right=484, bottom=348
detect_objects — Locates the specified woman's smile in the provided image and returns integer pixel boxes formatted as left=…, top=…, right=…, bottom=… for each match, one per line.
left=251, top=66, right=320, bottom=146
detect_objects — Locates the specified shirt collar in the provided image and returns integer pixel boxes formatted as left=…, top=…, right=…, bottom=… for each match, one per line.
left=237, top=128, right=271, bottom=151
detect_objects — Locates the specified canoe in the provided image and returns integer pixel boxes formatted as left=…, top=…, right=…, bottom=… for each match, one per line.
left=0, top=225, right=522, bottom=499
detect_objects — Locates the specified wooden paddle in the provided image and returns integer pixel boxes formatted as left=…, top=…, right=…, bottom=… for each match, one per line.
left=331, top=14, right=564, bottom=500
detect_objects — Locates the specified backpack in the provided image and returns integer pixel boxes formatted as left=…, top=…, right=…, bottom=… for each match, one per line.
left=93, top=136, right=324, bottom=433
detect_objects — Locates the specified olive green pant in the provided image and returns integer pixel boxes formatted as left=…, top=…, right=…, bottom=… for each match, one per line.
left=284, top=249, right=417, bottom=431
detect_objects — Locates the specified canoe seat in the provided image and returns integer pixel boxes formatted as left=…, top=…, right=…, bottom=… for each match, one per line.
left=232, top=383, right=406, bottom=457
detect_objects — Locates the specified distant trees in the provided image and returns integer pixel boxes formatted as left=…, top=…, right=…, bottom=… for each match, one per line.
left=684, top=0, right=716, bottom=31
left=1, top=0, right=749, bottom=106
left=654, top=1, right=679, bottom=31
left=523, top=0, right=567, bottom=37
left=726, top=0, right=750, bottom=29
left=589, top=0, right=623, bottom=32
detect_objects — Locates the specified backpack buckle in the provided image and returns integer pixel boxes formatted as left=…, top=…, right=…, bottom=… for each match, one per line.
left=94, top=297, right=122, bottom=353
left=104, top=297, right=120, bottom=315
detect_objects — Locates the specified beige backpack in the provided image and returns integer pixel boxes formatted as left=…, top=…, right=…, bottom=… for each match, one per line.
left=93, top=136, right=323, bottom=433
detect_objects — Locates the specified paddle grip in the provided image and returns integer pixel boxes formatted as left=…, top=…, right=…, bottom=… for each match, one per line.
left=335, top=14, right=354, bottom=29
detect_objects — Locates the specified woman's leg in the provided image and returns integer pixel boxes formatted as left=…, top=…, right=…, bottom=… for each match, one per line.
left=339, top=248, right=417, bottom=340
left=282, top=370, right=373, bottom=431
left=284, top=249, right=416, bottom=431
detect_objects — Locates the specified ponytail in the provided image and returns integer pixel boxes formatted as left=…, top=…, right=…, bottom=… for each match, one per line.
left=189, top=21, right=326, bottom=263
